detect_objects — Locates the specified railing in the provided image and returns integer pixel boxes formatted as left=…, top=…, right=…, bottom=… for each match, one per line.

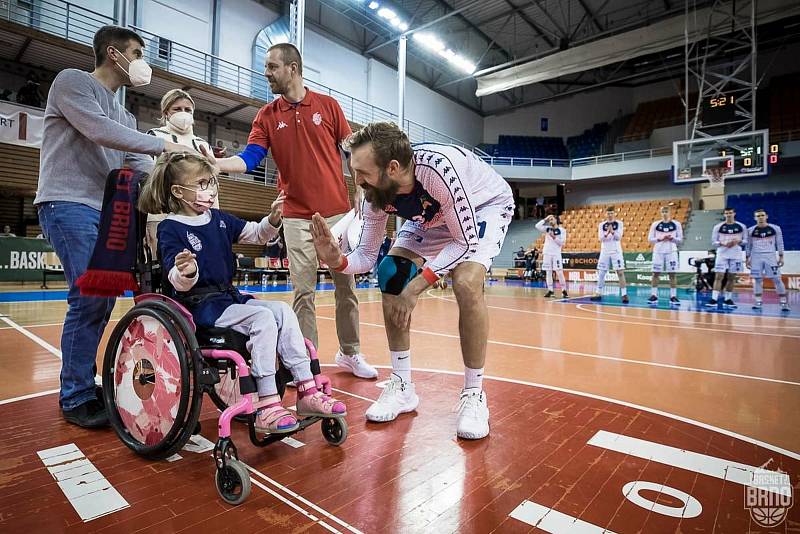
left=478, top=156, right=571, bottom=168
left=0, top=0, right=473, bottom=150
left=478, top=147, right=672, bottom=169
left=771, top=129, right=800, bottom=143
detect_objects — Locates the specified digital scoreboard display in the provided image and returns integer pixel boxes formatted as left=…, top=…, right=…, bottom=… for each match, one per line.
left=701, top=94, right=738, bottom=124
left=717, top=142, right=764, bottom=174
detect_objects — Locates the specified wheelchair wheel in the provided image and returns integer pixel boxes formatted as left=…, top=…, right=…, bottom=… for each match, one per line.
left=215, top=458, right=251, bottom=505
left=321, top=417, right=348, bottom=446
left=103, top=302, right=203, bottom=460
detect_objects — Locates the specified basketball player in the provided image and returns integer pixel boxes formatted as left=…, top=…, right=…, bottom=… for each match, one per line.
left=591, top=206, right=629, bottom=303
left=310, top=122, right=515, bottom=440
left=706, top=207, right=746, bottom=308
left=746, top=209, right=789, bottom=311
left=535, top=215, right=568, bottom=298
left=648, top=205, right=683, bottom=305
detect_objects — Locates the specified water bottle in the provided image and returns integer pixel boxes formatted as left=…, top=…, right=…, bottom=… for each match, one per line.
left=271, top=275, right=277, bottom=287
left=319, top=273, right=325, bottom=285
left=261, top=273, right=267, bottom=290
left=243, top=272, right=249, bottom=288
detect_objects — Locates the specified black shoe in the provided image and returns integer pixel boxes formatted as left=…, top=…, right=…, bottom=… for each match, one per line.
left=670, top=296, right=680, bottom=305
left=62, top=398, right=109, bottom=428
left=543, top=290, right=554, bottom=298
left=562, top=290, right=569, bottom=298
left=723, top=299, right=737, bottom=308
left=590, top=294, right=602, bottom=301
left=705, top=299, right=718, bottom=307
left=621, top=295, right=630, bottom=304
left=647, top=295, right=658, bottom=304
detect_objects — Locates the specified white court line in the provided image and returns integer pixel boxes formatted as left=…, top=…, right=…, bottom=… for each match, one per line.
left=37, top=443, right=129, bottom=522
left=247, top=476, right=341, bottom=533
left=508, top=500, right=614, bottom=533
left=0, top=315, right=62, bottom=358
left=0, top=388, right=60, bottom=405
left=245, top=463, right=364, bottom=534
left=331, top=387, right=377, bottom=403
left=316, top=315, right=800, bottom=387
left=425, top=290, right=800, bottom=338
left=321, top=364, right=800, bottom=461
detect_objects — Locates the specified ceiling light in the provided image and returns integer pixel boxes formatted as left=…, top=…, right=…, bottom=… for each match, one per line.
left=368, top=1, right=379, bottom=9
left=378, top=7, right=395, bottom=19
left=398, top=22, right=409, bottom=31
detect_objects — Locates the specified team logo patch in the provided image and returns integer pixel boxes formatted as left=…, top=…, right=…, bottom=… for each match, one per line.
left=313, top=112, right=322, bottom=126
left=277, top=121, right=288, bottom=130
left=187, top=232, right=202, bottom=252
left=219, top=220, right=226, bottom=229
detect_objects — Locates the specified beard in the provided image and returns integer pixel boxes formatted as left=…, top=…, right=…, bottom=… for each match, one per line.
left=267, top=77, right=287, bottom=95
left=361, top=171, right=400, bottom=210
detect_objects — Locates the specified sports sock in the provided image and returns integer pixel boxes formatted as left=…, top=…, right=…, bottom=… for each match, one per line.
left=391, top=350, right=412, bottom=383
left=464, top=366, right=484, bottom=391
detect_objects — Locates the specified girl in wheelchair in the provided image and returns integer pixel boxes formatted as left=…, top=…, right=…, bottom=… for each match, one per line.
left=138, top=152, right=346, bottom=434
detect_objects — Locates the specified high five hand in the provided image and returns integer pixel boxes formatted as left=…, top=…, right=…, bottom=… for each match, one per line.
left=175, top=249, right=197, bottom=277
left=269, top=191, right=286, bottom=226
left=310, top=213, right=344, bottom=269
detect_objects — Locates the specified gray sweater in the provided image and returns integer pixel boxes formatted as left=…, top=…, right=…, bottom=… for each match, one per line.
left=34, top=69, right=165, bottom=210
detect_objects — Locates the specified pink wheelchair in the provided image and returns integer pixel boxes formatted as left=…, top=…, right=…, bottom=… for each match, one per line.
left=102, top=217, right=347, bottom=505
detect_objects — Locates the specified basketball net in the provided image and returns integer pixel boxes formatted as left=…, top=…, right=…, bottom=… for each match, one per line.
left=706, top=166, right=727, bottom=185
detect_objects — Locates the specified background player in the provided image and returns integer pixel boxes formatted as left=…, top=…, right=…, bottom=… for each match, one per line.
left=706, top=207, right=746, bottom=309
left=535, top=215, right=568, bottom=298
left=746, top=209, right=789, bottom=311
left=648, top=205, right=683, bottom=306
left=591, top=206, right=629, bottom=303
left=311, top=122, right=515, bottom=440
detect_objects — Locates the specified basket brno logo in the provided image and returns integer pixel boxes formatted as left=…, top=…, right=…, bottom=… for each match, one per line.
left=744, top=461, right=793, bottom=528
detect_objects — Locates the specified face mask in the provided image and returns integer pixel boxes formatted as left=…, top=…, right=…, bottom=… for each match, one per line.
left=113, top=47, right=152, bottom=87
left=168, top=111, right=194, bottom=133
left=178, top=185, right=217, bottom=213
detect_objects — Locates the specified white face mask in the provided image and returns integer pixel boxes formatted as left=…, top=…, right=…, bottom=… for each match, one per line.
left=113, top=47, right=152, bottom=87
left=168, top=111, right=194, bottom=133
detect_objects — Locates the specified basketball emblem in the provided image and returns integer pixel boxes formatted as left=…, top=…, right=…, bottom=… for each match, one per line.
left=312, top=112, right=322, bottom=126
left=186, top=232, right=202, bottom=252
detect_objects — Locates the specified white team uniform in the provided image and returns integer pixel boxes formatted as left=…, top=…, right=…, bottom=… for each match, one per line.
left=711, top=221, right=747, bottom=273
left=648, top=219, right=683, bottom=273
left=598, top=219, right=624, bottom=271
left=746, top=223, right=784, bottom=278
left=535, top=219, right=566, bottom=271
left=340, top=144, right=515, bottom=279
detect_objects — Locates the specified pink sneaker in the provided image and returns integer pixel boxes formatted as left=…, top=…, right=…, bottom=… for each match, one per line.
left=296, top=391, right=346, bottom=418
left=254, top=403, right=298, bottom=434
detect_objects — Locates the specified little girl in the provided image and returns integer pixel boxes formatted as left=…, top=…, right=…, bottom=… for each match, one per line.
left=138, top=152, right=346, bottom=434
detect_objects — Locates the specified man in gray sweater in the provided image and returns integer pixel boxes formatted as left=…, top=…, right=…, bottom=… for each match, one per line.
left=34, top=26, right=186, bottom=428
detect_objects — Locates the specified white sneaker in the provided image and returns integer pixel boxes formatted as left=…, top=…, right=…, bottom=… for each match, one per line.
left=455, top=389, right=490, bottom=440
left=335, top=350, right=378, bottom=379
left=365, top=375, right=419, bottom=422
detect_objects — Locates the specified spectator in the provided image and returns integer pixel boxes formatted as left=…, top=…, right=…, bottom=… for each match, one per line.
left=513, top=246, right=526, bottom=268
left=210, top=42, right=376, bottom=379
left=0, top=88, right=13, bottom=101
left=144, top=88, right=212, bottom=257
left=536, top=195, right=545, bottom=218
left=1, top=225, right=16, bottom=237
left=16, top=73, right=44, bottom=108
left=34, top=25, right=186, bottom=428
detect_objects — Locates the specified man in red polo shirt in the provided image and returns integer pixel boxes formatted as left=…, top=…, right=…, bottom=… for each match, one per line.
left=209, top=43, right=376, bottom=379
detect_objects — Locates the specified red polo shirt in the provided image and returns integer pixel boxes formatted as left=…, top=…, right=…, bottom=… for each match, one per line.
left=247, top=88, right=352, bottom=219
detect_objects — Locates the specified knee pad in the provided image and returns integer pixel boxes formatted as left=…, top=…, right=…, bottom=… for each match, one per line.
left=377, top=255, right=418, bottom=295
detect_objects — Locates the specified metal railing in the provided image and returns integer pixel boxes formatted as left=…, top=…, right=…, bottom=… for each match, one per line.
left=478, top=147, right=672, bottom=169
left=0, top=0, right=474, bottom=150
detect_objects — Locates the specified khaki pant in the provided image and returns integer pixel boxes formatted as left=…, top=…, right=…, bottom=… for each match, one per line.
left=282, top=214, right=360, bottom=355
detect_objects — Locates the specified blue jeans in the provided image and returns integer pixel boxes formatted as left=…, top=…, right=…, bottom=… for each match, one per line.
left=38, top=201, right=116, bottom=410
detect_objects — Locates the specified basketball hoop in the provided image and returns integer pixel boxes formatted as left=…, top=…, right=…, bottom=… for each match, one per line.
left=705, top=167, right=728, bottom=185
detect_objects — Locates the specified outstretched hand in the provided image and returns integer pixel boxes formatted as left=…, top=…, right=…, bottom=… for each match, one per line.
left=310, top=213, right=344, bottom=268
left=269, top=191, right=286, bottom=226
left=175, top=249, right=197, bottom=277
left=199, top=144, right=220, bottom=175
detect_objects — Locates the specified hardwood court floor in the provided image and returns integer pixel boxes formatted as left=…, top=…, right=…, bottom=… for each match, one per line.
left=0, top=281, right=798, bottom=532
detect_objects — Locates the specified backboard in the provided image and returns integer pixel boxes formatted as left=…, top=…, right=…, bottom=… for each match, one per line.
left=673, top=129, right=769, bottom=184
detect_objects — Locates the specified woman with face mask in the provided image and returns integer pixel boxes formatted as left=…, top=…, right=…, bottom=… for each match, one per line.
left=145, top=89, right=216, bottom=256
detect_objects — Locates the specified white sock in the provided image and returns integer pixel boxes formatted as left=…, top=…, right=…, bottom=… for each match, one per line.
left=670, top=288, right=676, bottom=297
left=620, top=287, right=627, bottom=296
left=546, top=271, right=553, bottom=290
left=597, top=271, right=607, bottom=291
left=464, top=366, right=484, bottom=391
left=712, top=290, right=720, bottom=300
left=390, top=350, right=412, bottom=383
left=724, top=291, right=732, bottom=300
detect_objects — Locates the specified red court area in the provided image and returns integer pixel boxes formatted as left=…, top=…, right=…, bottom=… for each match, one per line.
left=1, top=368, right=796, bottom=533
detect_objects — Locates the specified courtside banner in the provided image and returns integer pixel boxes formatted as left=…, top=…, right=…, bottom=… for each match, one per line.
left=0, top=237, right=55, bottom=281
left=0, top=101, right=44, bottom=148
left=561, top=252, right=653, bottom=271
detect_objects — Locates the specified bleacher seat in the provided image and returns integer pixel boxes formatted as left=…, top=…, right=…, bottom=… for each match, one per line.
left=566, top=122, right=609, bottom=159
left=726, top=190, right=800, bottom=250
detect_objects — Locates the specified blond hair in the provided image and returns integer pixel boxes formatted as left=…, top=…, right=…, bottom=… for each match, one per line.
left=138, top=152, right=215, bottom=214
left=159, top=89, right=195, bottom=125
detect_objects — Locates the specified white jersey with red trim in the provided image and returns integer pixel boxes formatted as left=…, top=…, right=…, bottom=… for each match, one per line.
left=340, top=143, right=514, bottom=277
